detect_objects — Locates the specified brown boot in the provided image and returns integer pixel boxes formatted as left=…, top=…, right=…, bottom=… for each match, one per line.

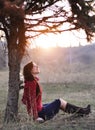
left=65, top=103, right=91, bottom=116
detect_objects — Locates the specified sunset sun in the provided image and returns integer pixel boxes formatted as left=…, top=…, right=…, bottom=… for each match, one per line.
left=30, top=30, right=91, bottom=49
left=35, top=34, right=57, bottom=48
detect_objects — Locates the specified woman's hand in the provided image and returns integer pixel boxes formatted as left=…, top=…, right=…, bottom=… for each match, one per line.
left=36, top=117, right=44, bottom=123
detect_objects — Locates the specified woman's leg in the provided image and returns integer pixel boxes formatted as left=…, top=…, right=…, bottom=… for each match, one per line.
left=64, top=103, right=91, bottom=115
left=59, top=98, right=91, bottom=115
left=38, top=99, right=61, bottom=120
left=59, top=98, right=67, bottom=111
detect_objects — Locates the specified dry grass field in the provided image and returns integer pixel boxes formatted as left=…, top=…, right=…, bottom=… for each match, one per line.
left=0, top=45, right=95, bottom=129
left=0, top=69, right=95, bottom=130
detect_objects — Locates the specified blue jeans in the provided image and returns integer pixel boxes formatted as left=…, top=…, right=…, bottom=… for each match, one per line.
left=38, top=99, right=61, bottom=120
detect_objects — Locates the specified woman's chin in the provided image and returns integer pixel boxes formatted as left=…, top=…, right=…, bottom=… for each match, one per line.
left=33, top=72, right=40, bottom=75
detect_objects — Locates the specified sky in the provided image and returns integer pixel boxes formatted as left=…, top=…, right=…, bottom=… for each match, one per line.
left=0, top=1, right=95, bottom=49
left=29, top=1, right=95, bottom=49
left=30, top=29, right=94, bottom=49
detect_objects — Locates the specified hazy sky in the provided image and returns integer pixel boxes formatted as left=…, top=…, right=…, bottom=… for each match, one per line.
left=30, top=30, right=94, bottom=48
left=30, top=1, right=95, bottom=49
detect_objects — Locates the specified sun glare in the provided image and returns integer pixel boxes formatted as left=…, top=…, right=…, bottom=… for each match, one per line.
left=30, top=30, right=92, bottom=49
left=34, top=34, right=57, bottom=49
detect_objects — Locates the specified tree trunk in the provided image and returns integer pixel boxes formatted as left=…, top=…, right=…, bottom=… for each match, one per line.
left=4, top=48, right=21, bottom=123
left=4, top=7, right=25, bottom=123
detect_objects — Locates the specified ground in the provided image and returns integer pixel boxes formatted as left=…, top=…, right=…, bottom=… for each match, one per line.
left=0, top=71, right=95, bottom=130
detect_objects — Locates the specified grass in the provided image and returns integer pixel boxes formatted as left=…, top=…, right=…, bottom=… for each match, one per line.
left=0, top=70, right=95, bottom=130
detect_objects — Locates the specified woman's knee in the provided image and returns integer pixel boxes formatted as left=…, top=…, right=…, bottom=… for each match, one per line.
left=59, top=98, right=67, bottom=110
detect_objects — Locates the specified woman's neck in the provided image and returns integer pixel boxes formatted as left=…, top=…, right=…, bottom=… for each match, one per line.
left=33, top=74, right=39, bottom=81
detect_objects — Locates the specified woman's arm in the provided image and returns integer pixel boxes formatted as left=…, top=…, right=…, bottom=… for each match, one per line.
left=29, top=80, right=38, bottom=120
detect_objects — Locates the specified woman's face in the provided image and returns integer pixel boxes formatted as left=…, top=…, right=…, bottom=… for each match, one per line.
left=31, top=63, right=40, bottom=75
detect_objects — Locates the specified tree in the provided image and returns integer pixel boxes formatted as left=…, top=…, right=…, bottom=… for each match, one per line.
left=0, top=0, right=95, bottom=123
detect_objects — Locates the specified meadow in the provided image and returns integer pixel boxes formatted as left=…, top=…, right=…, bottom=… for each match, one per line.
left=0, top=45, right=95, bottom=129
left=0, top=69, right=95, bottom=130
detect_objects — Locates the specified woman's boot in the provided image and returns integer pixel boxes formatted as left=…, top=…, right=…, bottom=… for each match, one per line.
left=65, top=103, right=91, bottom=116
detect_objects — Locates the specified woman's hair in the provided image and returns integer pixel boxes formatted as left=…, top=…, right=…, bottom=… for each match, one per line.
left=23, top=61, right=34, bottom=81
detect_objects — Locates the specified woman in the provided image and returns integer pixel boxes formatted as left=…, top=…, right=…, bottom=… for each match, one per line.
left=22, top=61, right=91, bottom=122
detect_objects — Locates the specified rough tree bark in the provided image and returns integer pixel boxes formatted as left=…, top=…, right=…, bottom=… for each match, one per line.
left=4, top=49, right=20, bottom=122
left=4, top=6, right=25, bottom=122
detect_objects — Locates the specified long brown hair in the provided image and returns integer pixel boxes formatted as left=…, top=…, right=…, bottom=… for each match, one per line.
left=23, top=62, right=34, bottom=81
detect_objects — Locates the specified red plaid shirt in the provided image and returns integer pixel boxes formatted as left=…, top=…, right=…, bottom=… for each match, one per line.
left=22, top=78, right=42, bottom=120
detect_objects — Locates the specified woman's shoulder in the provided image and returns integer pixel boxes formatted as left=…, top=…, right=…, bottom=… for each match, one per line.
left=25, top=80, right=37, bottom=87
